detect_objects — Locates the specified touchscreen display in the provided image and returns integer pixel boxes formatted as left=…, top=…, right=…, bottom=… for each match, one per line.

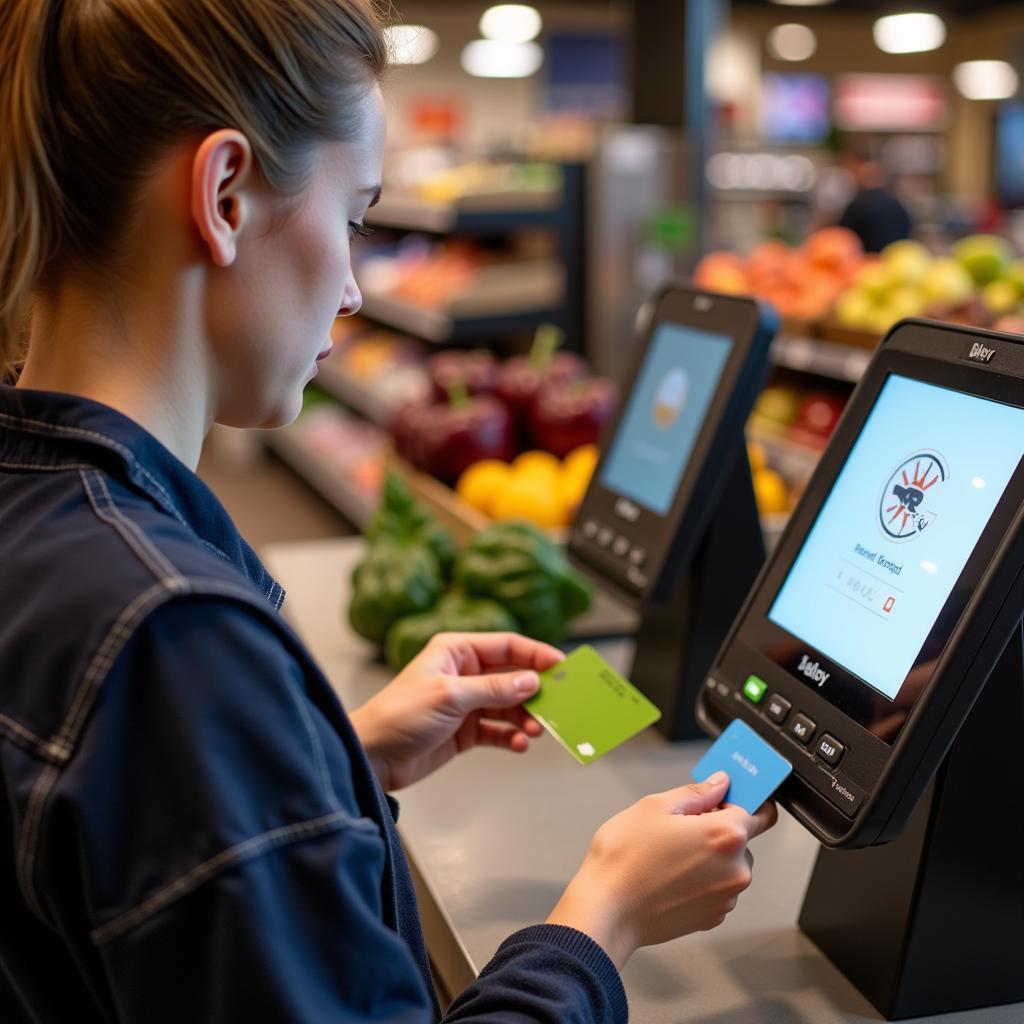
left=769, top=375, right=1024, bottom=701
left=600, top=323, right=733, bottom=515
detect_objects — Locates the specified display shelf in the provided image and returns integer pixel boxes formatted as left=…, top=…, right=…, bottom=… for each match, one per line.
left=360, top=275, right=565, bottom=344
left=747, top=424, right=822, bottom=483
left=771, top=334, right=873, bottom=384
left=315, top=360, right=403, bottom=427
left=265, top=426, right=378, bottom=529
left=366, top=190, right=561, bottom=234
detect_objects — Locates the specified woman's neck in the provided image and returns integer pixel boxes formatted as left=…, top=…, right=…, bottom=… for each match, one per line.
left=18, top=277, right=213, bottom=470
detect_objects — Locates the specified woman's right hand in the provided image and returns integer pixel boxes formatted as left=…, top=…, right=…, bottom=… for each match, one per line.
left=545, top=772, right=777, bottom=970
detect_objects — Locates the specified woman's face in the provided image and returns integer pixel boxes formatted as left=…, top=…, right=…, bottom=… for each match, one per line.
left=212, top=86, right=385, bottom=429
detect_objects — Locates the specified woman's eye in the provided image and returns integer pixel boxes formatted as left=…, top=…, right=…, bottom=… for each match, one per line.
left=348, top=221, right=373, bottom=241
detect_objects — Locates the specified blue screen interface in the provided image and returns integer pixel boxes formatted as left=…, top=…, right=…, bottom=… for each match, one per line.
left=600, top=323, right=733, bottom=516
left=769, top=375, right=1024, bottom=701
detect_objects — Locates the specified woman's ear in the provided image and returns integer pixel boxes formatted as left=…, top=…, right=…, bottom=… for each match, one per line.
left=191, top=129, right=254, bottom=267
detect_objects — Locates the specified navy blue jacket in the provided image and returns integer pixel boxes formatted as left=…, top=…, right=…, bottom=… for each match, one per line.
left=0, top=386, right=627, bottom=1023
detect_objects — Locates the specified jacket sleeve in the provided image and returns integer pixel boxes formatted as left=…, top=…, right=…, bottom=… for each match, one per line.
left=61, top=597, right=625, bottom=1024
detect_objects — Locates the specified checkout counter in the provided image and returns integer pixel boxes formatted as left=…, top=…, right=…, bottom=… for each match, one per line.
left=266, top=297, right=1024, bottom=1023
left=265, top=536, right=1020, bottom=1024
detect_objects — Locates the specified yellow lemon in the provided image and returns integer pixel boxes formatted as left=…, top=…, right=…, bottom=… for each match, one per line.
left=456, top=460, right=511, bottom=516
left=747, top=441, right=767, bottom=474
left=492, top=474, right=568, bottom=528
left=753, top=468, right=789, bottom=516
left=563, top=444, right=599, bottom=483
left=558, top=472, right=590, bottom=520
left=512, top=450, right=563, bottom=484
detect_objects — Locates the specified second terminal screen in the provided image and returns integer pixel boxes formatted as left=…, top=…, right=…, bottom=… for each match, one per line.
left=600, top=323, right=733, bottom=516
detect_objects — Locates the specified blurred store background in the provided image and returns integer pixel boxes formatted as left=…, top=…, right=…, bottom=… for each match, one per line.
left=202, top=0, right=1024, bottom=549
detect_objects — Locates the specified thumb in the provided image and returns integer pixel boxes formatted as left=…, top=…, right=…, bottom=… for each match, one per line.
left=658, top=772, right=730, bottom=815
left=445, top=669, right=540, bottom=714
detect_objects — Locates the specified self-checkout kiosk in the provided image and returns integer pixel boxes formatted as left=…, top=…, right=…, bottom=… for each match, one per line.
left=696, top=319, right=1024, bottom=1019
left=568, top=284, right=778, bottom=739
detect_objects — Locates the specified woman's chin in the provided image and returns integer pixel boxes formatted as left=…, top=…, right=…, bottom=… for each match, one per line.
left=218, top=392, right=304, bottom=432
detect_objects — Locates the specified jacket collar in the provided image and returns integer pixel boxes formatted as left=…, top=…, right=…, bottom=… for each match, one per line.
left=0, top=385, right=285, bottom=608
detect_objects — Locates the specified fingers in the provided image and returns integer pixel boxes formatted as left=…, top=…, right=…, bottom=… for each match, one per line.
left=658, top=772, right=731, bottom=816
left=487, top=705, right=543, bottom=736
left=436, top=632, right=564, bottom=676
left=475, top=720, right=533, bottom=753
left=747, top=799, right=778, bottom=839
left=716, top=798, right=779, bottom=840
left=444, top=668, right=542, bottom=715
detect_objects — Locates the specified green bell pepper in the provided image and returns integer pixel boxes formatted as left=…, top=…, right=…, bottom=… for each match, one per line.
left=454, top=521, right=593, bottom=645
left=366, top=471, right=456, bottom=578
left=384, top=591, right=519, bottom=670
left=349, top=541, right=444, bottom=645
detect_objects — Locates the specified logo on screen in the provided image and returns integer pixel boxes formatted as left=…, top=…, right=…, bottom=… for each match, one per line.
left=878, top=451, right=948, bottom=541
left=651, top=368, right=689, bottom=428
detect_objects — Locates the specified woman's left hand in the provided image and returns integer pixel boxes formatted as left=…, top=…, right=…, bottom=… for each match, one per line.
left=349, top=632, right=563, bottom=791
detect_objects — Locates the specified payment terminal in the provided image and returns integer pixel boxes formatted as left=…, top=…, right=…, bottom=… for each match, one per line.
left=696, top=319, right=1024, bottom=855
left=569, top=283, right=777, bottom=738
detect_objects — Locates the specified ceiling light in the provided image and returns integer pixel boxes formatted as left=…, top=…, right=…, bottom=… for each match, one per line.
left=384, top=24, right=439, bottom=65
left=873, top=13, right=946, bottom=55
left=954, top=60, right=1019, bottom=100
left=479, top=4, right=542, bottom=44
left=461, top=39, right=544, bottom=78
left=768, top=23, right=817, bottom=62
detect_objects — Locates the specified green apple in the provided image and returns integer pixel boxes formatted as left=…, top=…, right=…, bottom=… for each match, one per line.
left=853, top=263, right=890, bottom=302
left=952, top=234, right=1013, bottom=286
left=1003, top=260, right=1024, bottom=298
left=835, top=289, right=874, bottom=329
left=887, top=287, right=927, bottom=320
left=982, top=279, right=1019, bottom=316
left=921, top=258, right=974, bottom=308
left=866, top=306, right=898, bottom=335
left=882, top=240, right=930, bottom=287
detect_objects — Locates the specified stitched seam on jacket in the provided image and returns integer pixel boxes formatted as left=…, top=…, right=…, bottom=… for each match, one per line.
left=14, top=577, right=301, bottom=924
left=0, top=460, right=95, bottom=472
left=15, top=581, right=182, bottom=921
left=291, top=687, right=340, bottom=812
left=0, top=714, right=64, bottom=764
left=0, top=413, right=235, bottom=566
left=0, top=413, right=190, bottom=525
left=80, top=469, right=184, bottom=584
left=89, top=810, right=378, bottom=945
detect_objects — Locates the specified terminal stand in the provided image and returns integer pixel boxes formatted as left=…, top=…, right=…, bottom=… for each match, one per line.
left=799, top=625, right=1024, bottom=1020
left=630, top=445, right=765, bottom=740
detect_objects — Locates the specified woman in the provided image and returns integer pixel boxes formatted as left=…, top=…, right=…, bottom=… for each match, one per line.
left=0, top=2, right=775, bottom=1021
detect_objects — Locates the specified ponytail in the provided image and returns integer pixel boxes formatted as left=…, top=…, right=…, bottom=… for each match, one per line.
left=0, top=1, right=62, bottom=378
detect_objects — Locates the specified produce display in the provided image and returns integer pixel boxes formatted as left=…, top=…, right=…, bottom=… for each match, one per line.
left=290, top=394, right=388, bottom=501
left=829, top=236, right=1024, bottom=336
left=392, top=331, right=615, bottom=510
left=348, top=473, right=594, bottom=668
left=401, top=160, right=561, bottom=206
left=695, top=228, right=866, bottom=322
left=456, top=445, right=599, bottom=529
left=392, top=387, right=515, bottom=487
left=454, top=522, right=593, bottom=645
left=698, top=230, right=1024, bottom=341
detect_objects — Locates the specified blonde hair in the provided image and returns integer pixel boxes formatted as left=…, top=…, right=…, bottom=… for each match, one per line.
left=0, top=0, right=388, bottom=377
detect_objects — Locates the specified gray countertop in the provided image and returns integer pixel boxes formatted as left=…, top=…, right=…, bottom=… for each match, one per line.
left=263, top=537, right=1020, bottom=1024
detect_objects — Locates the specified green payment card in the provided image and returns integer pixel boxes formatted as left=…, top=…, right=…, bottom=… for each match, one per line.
left=524, top=645, right=662, bottom=764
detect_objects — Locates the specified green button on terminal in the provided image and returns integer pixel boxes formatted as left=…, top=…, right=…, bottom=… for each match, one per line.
left=743, top=674, right=768, bottom=704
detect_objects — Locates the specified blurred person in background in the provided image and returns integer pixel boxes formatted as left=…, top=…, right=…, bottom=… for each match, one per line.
left=837, top=140, right=914, bottom=253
